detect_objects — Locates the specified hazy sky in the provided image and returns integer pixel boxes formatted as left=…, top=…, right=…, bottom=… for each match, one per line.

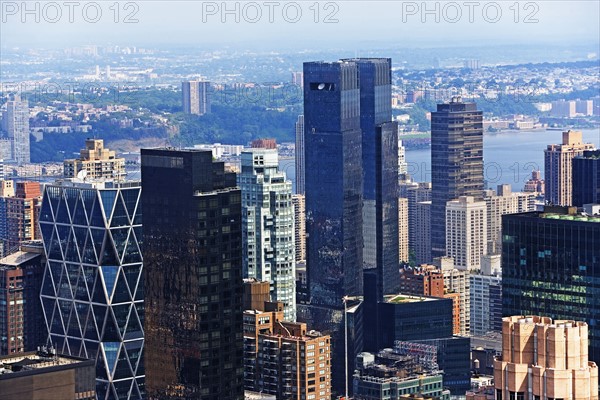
left=1, top=1, right=599, bottom=50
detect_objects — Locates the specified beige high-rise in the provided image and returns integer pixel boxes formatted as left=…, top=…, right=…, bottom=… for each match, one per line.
left=63, top=139, right=125, bottom=180
left=544, top=130, right=595, bottom=206
left=494, top=316, right=598, bottom=400
left=399, top=197, right=409, bottom=263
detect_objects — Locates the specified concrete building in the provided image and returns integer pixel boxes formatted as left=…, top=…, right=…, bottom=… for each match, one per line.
left=435, top=257, right=470, bottom=336
left=523, top=170, right=545, bottom=194
left=550, top=100, right=577, bottom=118
left=353, top=344, right=450, bottom=400
left=1, top=97, right=30, bottom=165
left=292, top=194, right=306, bottom=263
left=398, top=139, right=407, bottom=177
left=239, top=148, right=296, bottom=321
left=575, top=99, right=594, bottom=116
left=483, top=185, right=536, bottom=254
left=470, top=273, right=502, bottom=336
left=243, top=306, right=331, bottom=400
left=544, top=130, right=595, bottom=206
left=399, top=197, right=409, bottom=264
left=182, top=80, right=211, bottom=115
left=494, top=316, right=598, bottom=400
left=0, top=181, right=42, bottom=257
left=63, top=139, right=126, bottom=180
left=0, top=244, right=45, bottom=356
left=295, top=115, right=305, bottom=194
left=445, top=196, right=487, bottom=271
left=0, top=348, right=96, bottom=400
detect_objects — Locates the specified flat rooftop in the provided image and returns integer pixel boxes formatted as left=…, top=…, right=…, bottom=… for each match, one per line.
left=384, top=294, right=436, bottom=304
left=0, top=351, right=90, bottom=377
left=0, top=251, right=40, bottom=267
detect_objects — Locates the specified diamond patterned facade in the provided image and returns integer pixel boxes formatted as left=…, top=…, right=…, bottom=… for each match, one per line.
left=39, top=180, right=144, bottom=400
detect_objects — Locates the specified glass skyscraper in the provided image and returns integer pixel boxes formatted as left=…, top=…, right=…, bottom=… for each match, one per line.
left=141, top=149, right=243, bottom=400
left=502, top=207, right=600, bottom=363
left=431, top=99, right=484, bottom=259
left=572, top=149, right=600, bottom=207
left=39, top=179, right=144, bottom=400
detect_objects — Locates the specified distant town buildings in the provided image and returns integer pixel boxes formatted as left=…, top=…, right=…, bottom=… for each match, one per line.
left=63, top=139, right=126, bottom=180
left=544, top=130, right=595, bottom=206
left=494, top=316, right=598, bottom=400
left=182, top=80, right=211, bottom=115
left=250, top=138, right=276, bottom=149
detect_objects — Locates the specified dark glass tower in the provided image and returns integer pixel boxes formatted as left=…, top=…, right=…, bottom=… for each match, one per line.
left=344, top=58, right=399, bottom=296
left=431, top=99, right=484, bottom=259
left=141, top=149, right=243, bottom=400
left=502, top=207, right=600, bottom=364
left=573, top=149, right=600, bottom=207
left=301, top=60, right=363, bottom=393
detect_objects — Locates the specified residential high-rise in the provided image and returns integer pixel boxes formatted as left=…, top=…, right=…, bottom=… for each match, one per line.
left=292, top=194, right=306, bottom=263
left=141, top=149, right=243, bottom=399
left=182, top=80, right=211, bottom=115
left=431, top=99, right=484, bottom=259
left=435, top=257, right=470, bottom=336
left=0, top=244, right=45, bottom=355
left=494, top=316, right=598, bottom=400
left=523, top=170, right=545, bottom=194
left=502, top=206, right=600, bottom=363
left=483, top=185, right=536, bottom=255
left=544, top=130, right=595, bottom=206
left=398, top=197, right=409, bottom=264
left=63, top=139, right=126, bottom=180
left=469, top=273, right=502, bottom=336
left=39, top=179, right=144, bottom=400
left=1, top=97, right=30, bottom=165
left=239, top=148, right=296, bottom=321
left=415, top=201, right=432, bottom=265
left=572, top=149, right=600, bottom=207
left=445, top=196, right=487, bottom=271
left=295, top=115, right=305, bottom=194
left=243, top=306, right=331, bottom=399
left=398, top=139, right=408, bottom=178
left=0, top=181, right=42, bottom=257
left=302, top=60, right=363, bottom=393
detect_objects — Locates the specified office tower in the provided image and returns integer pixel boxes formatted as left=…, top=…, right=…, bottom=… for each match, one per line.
left=239, top=148, right=296, bottom=321
left=469, top=273, right=502, bottom=336
left=494, top=316, right=599, bottom=400
left=0, top=348, right=96, bottom=399
left=483, top=185, right=536, bottom=255
left=572, top=149, right=600, bottom=207
left=445, top=196, right=487, bottom=271
left=39, top=179, right=144, bottom=400
left=292, top=194, right=306, bottom=262
left=182, top=80, right=211, bottom=115
left=398, top=197, right=409, bottom=263
left=435, top=257, right=470, bottom=336
left=0, top=244, right=45, bottom=355
left=141, top=149, right=243, bottom=399
left=302, top=60, right=363, bottom=392
left=0, top=181, right=42, bottom=257
left=523, top=170, right=545, bottom=193
left=1, top=97, right=30, bottom=165
left=63, top=139, right=126, bottom=180
left=250, top=138, right=276, bottom=149
left=346, top=57, right=399, bottom=295
left=291, top=71, right=304, bottom=88
left=398, top=139, right=408, bottom=178
left=295, top=115, right=305, bottom=194
left=353, top=345, right=450, bottom=400
left=544, top=130, right=595, bottom=206
left=502, top=206, right=600, bottom=363
left=243, top=305, right=331, bottom=399
left=431, top=99, right=484, bottom=259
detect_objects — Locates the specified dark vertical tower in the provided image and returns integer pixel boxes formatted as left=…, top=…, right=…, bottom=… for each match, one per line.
left=141, top=149, right=243, bottom=400
left=301, top=60, right=363, bottom=393
left=345, top=58, right=399, bottom=296
left=431, top=99, right=484, bottom=259
left=572, top=149, right=600, bottom=207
